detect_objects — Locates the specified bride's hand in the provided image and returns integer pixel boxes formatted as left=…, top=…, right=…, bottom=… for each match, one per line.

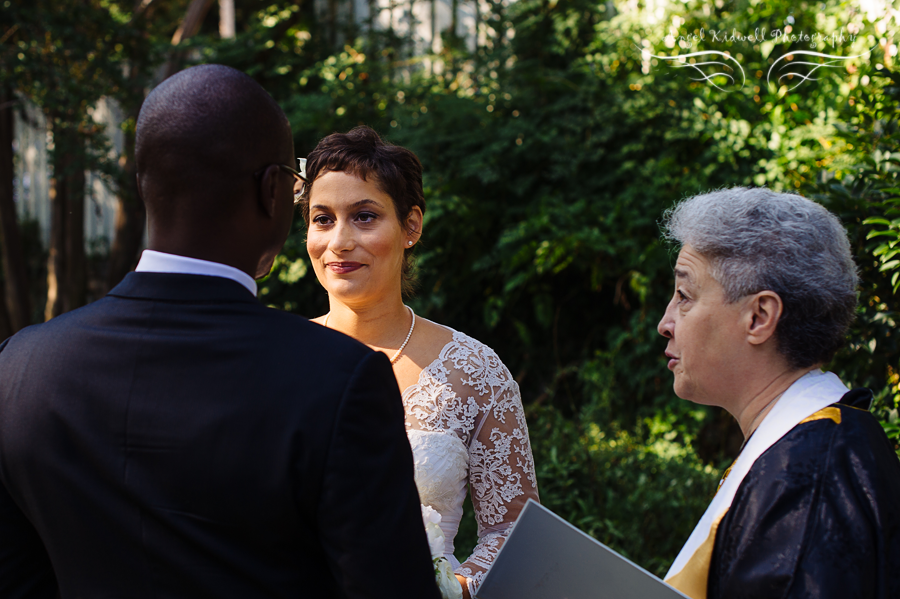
left=455, top=574, right=471, bottom=599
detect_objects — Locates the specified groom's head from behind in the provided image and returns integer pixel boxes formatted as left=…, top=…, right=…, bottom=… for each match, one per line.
left=136, top=64, right=296, bottom=279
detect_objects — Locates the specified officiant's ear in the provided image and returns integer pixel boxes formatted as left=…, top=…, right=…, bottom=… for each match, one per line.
left=745, top=290, right=783, bottom=346
left=404, top=206, right=423, bottom=246
left=257, top=164, right=282, bottom=219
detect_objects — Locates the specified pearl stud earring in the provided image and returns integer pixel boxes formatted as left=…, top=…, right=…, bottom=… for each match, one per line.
left=408, top=241, right=413, bottom=246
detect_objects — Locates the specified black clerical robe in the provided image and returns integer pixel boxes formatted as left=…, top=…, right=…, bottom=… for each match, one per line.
left=707, top=398, right=900, bottom=599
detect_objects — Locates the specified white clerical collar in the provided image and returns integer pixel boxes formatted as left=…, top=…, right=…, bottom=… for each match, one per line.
left=135, top=249, right=258, bottom=296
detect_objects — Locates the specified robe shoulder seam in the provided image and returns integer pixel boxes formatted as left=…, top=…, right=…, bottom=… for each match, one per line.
left=799, top=406, right=842, bottom=426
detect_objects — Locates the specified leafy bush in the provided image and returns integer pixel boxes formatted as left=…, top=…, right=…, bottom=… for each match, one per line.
left=218, top=0, right=899, bottom=571
left=809, top=66, right=900, bottom=457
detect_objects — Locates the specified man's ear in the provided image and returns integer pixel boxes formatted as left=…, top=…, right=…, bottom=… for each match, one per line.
left=405, top=206, right=424, bottom=246
left=258, top=164, right=280, bottom=218
left=746, top=291, right=783, bottom=346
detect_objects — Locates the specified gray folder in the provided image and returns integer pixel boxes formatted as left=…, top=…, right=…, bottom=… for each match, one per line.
left=475, top=499, right=690, bottom=599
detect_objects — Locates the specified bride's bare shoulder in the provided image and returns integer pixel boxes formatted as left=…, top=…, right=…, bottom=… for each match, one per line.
left=394, top=317, right=454, bottom=384
left=309, top=314, right=327, bottom=325
left=414, top=317, right=455, bottom=353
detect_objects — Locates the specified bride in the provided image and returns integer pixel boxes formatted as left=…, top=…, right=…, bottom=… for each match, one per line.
left=295, top=126, right=539, bottom=597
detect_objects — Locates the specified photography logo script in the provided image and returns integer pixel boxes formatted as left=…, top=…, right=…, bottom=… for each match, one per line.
left=646, top=25, right=868, bottom=92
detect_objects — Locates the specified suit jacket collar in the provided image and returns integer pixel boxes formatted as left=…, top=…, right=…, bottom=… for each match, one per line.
left=108, top=272, right=260, bottom=304
left=135, top=250, right=258, bottom=296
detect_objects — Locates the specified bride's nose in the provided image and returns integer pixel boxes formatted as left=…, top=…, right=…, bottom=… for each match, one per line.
left=329, top=220, right=356, bottom=252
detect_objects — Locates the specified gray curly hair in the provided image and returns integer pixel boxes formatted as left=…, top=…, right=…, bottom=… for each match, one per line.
left=662, top=187, right=858, bottom=369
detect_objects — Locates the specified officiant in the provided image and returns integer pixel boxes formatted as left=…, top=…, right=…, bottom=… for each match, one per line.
left=657, top=187, right=900, bottom=599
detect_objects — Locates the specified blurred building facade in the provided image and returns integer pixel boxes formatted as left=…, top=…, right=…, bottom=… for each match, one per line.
left=314, top=0, right=493, bottom=57
left=11, top=0, right=501, bottom=253
left=12, top=98, right=123, bottom=254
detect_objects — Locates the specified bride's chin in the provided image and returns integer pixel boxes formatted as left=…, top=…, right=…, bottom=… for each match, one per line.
left=319, top=275, right=399, bottom=308
left=323, top=284, right=374, bottom=306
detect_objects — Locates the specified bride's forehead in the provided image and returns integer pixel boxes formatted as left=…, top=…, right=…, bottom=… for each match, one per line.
left=312, top=171, right=388, bottom=198
left=309, top=175, right=401, bottom=222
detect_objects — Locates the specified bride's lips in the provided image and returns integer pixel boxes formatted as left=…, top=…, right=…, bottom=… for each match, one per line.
left=327, top=261, right=364, bottom=274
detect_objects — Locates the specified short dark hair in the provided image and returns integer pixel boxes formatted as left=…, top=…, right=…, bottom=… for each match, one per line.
left=302, top=126, right=426, bottom=294
left=136, top=64, right=292, bottom=216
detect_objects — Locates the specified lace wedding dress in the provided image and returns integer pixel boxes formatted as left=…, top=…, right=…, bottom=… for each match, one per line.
left=403, top=328, right=539, bottom=595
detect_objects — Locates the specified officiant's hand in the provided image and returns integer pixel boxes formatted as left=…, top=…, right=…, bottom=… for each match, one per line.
left=456, top=574, right=471, bottom=599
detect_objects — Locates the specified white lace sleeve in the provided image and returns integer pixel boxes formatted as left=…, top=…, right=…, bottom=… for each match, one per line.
left=443, top=335, right=540, bottom=592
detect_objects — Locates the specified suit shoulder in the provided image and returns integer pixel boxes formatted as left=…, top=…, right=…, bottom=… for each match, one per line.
left=0, top=298, right=113, bottom=349
left=258, top=306, right=375, bottom=361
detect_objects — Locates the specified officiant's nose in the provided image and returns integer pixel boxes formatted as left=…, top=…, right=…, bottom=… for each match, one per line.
left=658, top=300, right=675, bottom=339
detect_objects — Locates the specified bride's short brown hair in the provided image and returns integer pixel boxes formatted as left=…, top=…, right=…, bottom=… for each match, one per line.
left=301, top=126, right=425, bottom=295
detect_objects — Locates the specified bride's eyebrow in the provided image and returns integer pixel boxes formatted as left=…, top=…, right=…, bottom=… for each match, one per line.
left=350, top=199, right=384, bottom=209
left=310, top=199, right=385, bottom=212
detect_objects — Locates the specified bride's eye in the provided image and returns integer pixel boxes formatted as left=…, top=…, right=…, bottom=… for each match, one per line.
left=312, top=214, right=333, bottom=226
left=356, top=212, right=377, bottom=223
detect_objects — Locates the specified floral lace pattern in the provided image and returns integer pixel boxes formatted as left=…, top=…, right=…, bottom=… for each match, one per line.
left=402, top=330, right=539, bottom=591
left=456, top=530, right=506, bottom=589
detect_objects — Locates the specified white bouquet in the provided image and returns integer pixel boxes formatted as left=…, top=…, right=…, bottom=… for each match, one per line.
left=421, top=504, right=464, bottom=599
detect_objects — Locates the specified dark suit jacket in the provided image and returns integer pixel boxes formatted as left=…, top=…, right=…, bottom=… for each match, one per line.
left=0, top=272, right=440, bottom=599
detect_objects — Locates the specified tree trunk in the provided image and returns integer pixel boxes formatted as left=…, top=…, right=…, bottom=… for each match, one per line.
left=473, top=0, right=480, bottom=59
left=164, top=0, right=216, bottom=79
left=170, top=0, right=216, bottom=45
left=104, top=107, right=144, bottom=293
left=327, top=0, right=337, bottom=49
left=430, top=0, right=436, bottom=75
left=45, top=122, right=86, bottom=320
left=0, top=86, right=31, bottom=331
left=63, top=151, right=85, bottom=313
left=45, top=170, right=64, bottom=320
left=219, top=0, right=235, bottom=38
left=0, top=277, right=12, bottom=340
left=450, top=0, right=458, bottom=38
left=447, top=0, right=459, bottom=78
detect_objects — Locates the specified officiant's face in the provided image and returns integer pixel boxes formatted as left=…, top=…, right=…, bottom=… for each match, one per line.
left=307, top=170, right=409, bottom=305
left=657, top=246, right=747, bottom=406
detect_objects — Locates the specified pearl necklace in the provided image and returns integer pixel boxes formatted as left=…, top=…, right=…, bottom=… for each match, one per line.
left=324, top=305, right=416, bottom=364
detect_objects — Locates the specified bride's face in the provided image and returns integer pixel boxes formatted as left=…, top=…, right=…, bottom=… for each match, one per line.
left=307, top=170, right=415, bottom=307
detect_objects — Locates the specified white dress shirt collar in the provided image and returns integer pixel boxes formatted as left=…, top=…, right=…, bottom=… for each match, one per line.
left=135, top=250, right=258, bottom=296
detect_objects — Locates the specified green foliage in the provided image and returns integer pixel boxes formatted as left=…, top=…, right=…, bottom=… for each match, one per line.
left=451, top=403, right=719, bottom=579
left=867, top=210, right=900, bottom=293
left=12, top=0, right=898, bottom=575
left=1, top=0, right=163, bottom=174
left=240, top=0, right=900, bottom=569
left=526, top=405, right=720, bottom=577
left=806, top=65, right=900, bottom=456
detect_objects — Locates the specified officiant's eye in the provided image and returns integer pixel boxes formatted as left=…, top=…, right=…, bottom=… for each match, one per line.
left=676, top=289, right=689, bottom=304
